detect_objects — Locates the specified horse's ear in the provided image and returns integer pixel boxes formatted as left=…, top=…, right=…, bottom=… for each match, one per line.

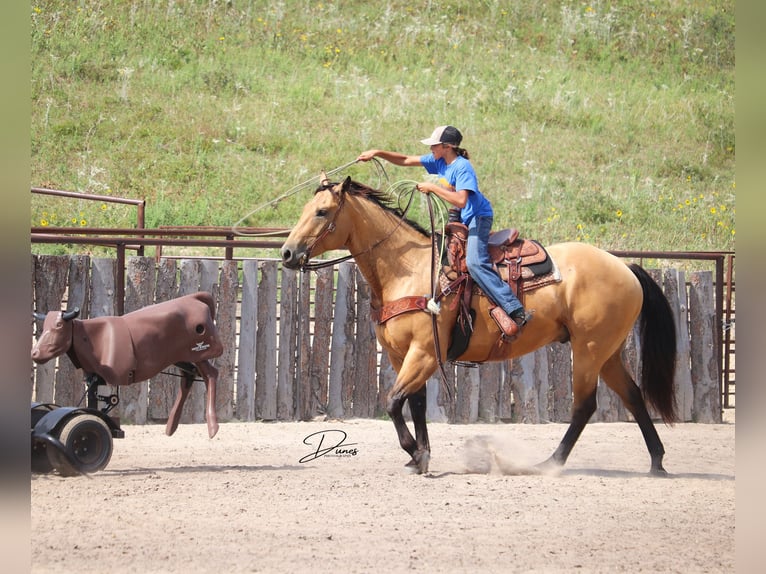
left=319, top=170, right=329, bottom=186
left=341, top=176, right=352, bottom=192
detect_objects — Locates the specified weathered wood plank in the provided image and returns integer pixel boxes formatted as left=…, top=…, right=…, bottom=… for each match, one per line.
left=177, top=259, right=202, bottom=424
left=511, top=351, right=540, bottom=423
left=89, top=258, right=117, bottom=318
left=328, top=262, right=355, bottom=419
left=688, top=271, right=721, bottom=423
left=664, top=268, right=694, bottom=422
left=498, top=359, right=514, bottom=421
left=478, top=362, right=501, bottom=422
left=296, top=271, right=313, bottom=420
left=310, top=267, right=333, bottom=416
left=54, top=255, right=90, bottom=407
left=147, top=258, right=178, bottom=422
left=353, top=269, right=377, bottom=418
left=32, top=255, right=70, bottom=403
left=548, top=343, right=572, bottom=422
left=236, top=260, right=258, bottom=421
left=216, top=260, right=238, bottom=422
left=186, top=260, right=220, bottom=423
left=277, top=266, right=297, bottom=420
left=455, top=364, right=479, bottom=423
left=255, top=260, right=277, bottom=420
left=426, top=374, right=449, bottom=423
left=120, top=256, right=155, bottom=425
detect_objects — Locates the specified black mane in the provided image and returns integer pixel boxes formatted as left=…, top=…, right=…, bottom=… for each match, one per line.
left=319, top=179, right=431, bottom=237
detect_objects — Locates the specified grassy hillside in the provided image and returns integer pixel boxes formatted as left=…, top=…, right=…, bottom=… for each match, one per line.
left=31, top=0, right=734, bottom=253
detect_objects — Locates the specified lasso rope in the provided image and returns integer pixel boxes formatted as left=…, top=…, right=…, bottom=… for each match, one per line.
left=231, top=158, right=390, bottom=237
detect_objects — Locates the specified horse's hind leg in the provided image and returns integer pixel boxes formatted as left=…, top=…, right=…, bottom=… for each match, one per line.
left=539, top=357, right=599, bottom=472
left=600, top=352, right=667, bottom=476
left=541, top=387, right=597, bottom=472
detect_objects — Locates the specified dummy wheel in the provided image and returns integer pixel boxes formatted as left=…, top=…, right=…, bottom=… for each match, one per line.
left=47, top=414, right=113, bottom=476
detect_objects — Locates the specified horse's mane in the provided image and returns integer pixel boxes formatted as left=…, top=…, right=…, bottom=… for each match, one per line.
left=319, top=179, right=431, bottom=237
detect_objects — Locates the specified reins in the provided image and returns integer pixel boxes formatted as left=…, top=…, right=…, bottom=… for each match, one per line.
left=424, top=193, right=454, bottom=402
left=298, top=179, right=419, bottom=271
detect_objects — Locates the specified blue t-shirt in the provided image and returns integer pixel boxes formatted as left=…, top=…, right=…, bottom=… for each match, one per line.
left=419, top=154, right=493, bottom=225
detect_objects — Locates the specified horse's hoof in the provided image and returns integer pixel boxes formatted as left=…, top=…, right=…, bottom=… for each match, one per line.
left=416, top=451, right=430, bottom=474
left=534, top=457, right=563, bottom=476
left=650, top=466, right=669, bottom=477
left=405, top=451, right=431, bottom=475
left=404, top=459, right=421, bottom=474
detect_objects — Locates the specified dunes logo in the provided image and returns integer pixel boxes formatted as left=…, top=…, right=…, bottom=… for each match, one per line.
left=299, top=429, right=358, bottom=463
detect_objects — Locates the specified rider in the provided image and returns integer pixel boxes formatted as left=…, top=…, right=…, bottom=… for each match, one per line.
left=357, top=125, right=531, bottom=339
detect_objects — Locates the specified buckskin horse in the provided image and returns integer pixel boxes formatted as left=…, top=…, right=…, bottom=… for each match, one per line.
left=280, top=175, right=677, bottom=476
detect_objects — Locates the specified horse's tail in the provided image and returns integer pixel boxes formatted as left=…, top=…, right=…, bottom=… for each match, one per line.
left=629, top=264, right=678, bottom=424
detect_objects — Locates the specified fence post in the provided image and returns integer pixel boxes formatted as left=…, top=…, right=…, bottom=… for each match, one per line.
left=120, top=256, right=155, bottom=425
left=55, top=255, right=90, bottom=407
left=511, top=351, right=540, bottom=423
left=149, top=258, right=178, bottom=422
left=255, top=260, right=278, bottom=420
left=277, top=266, right=297, bottom=420
left=328, top=262, right=356, bottom=418
left=664, top=268, right=694, bottom=421
left=354, top=269, right=377, bottom=418
left=32, top=255, right=70, bottom=404
left=688, top=271, right=722, bottom=423
left=548, top=343, right=572, bottom=422
left=296, top=271, right=313, bottom=420
left=237, top=260, right=258, bottom=421
left=310, top=267, right=334, bottom=417
left=217, top=260, right=238, bottom=422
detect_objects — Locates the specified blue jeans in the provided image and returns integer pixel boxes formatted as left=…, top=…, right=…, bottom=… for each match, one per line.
left=466, top=216, right=523, bottom=316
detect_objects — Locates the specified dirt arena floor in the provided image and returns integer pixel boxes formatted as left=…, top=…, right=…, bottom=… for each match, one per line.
left=31, top=413, right=735, bottom=573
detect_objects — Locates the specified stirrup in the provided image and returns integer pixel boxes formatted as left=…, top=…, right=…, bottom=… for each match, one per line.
left=490, top=307, right=520, bottom=339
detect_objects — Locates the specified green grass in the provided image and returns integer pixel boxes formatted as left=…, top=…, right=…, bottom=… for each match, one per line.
left=31, top=0, right=734, bottom=253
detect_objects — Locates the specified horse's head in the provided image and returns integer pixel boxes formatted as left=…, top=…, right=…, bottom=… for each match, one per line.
left=31, top=308, right=80, bottom=364
left=281, top=174, right=354, bottom=269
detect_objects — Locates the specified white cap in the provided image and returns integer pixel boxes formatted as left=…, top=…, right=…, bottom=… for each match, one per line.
left=420, top=125, right=463, bottom=146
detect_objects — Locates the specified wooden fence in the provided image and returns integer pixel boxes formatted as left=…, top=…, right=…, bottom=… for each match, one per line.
left=30, top=254, right=723, bottom=426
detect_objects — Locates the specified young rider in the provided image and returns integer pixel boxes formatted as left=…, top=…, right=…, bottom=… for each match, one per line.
left=357, top=125, right=531, bottom=338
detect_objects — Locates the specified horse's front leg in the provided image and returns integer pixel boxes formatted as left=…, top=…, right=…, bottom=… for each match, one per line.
left=385, top=347, right=436, bottom=474
left=406, top=385, right=431, bottom=474
left=387, top=389, right=417, bottom=458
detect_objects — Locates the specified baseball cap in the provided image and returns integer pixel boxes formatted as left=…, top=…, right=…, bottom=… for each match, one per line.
left=420, top=125, right=463, bottom=146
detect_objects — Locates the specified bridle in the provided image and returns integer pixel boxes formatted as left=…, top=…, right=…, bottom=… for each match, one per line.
left=297, top=179, right=417, bottom=271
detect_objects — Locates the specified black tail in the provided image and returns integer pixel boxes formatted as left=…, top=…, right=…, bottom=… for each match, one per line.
left=629, top=264, right=678, bottom=424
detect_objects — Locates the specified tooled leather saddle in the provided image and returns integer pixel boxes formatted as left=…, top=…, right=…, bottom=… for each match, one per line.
left=443, top=222, right=552, bottom=293
left=441, top=221, right=558, bottom=360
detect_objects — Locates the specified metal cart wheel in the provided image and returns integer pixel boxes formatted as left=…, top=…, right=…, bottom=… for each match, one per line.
left=31, top=405, right=56, bottom=474
left=47, top=413, right=113, bottom=476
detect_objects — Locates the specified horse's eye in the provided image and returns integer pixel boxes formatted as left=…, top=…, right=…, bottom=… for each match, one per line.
left=316, top=209, right=328, bottom=218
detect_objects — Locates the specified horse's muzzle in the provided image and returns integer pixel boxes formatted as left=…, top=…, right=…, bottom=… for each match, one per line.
left=280, top=245, right=307, bottom=270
